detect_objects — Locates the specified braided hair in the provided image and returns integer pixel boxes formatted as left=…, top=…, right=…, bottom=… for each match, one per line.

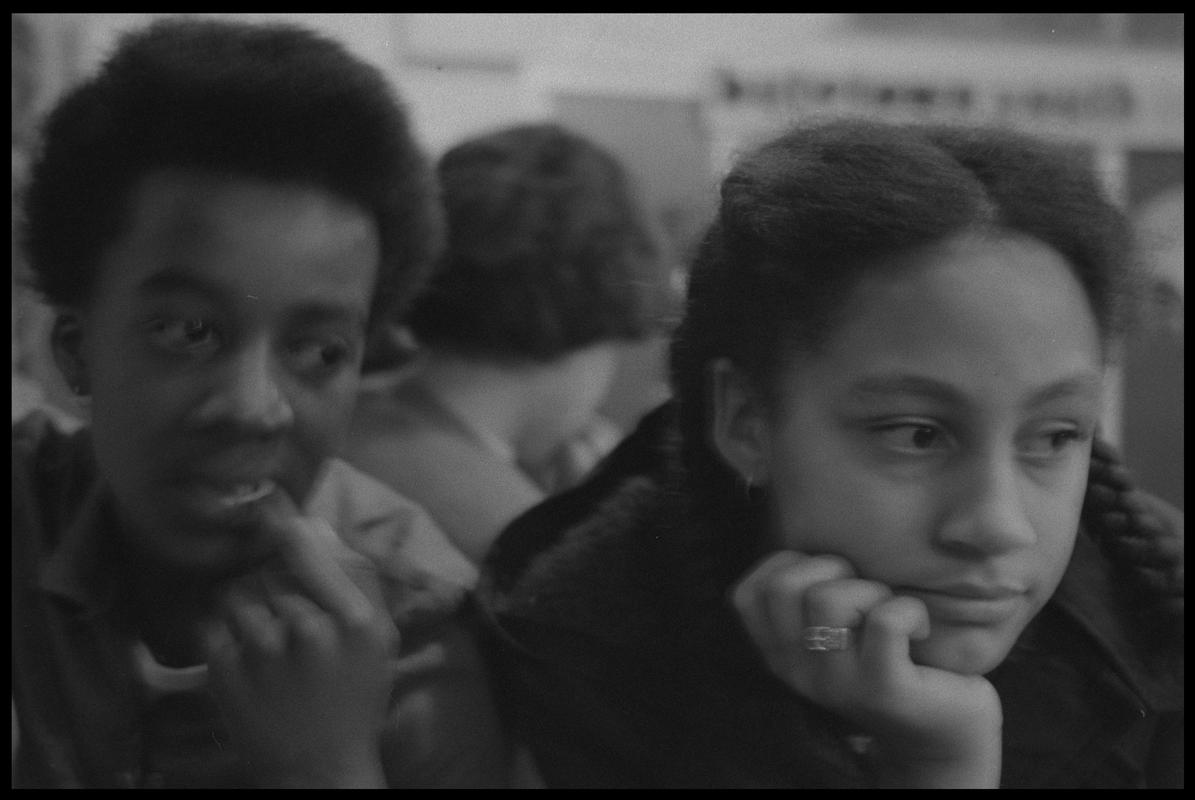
left=1083, top=438, right=1184, bottom=648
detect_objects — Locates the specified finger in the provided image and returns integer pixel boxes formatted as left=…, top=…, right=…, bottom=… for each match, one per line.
left=1105, top=530, right=1184, bottom=566
left=731, top=552, right=856, bottom=655
left=762, top=555, right=857, bottom=649
left=856, top=594, right=930, bottom=685
left=268, top=590, right=339, bottom=659
left=1090, top=510, right=1133, bottom=538
left=730, top=550, right=810, bottom=649
left=267, top=567, right=398, bottom=658
left=1091, top=464, right=1133, bottom=492
left=800, top=578, right=894, bottom=652
left=1125, top=564, right=1185, bottom=598
left=1122, top=491, right=1185, bottom=532
left=202, top=617, right=238, bottom=665
left=254, top=498, right=378, bottom=624
left=219, top=583, right=286, bottom=659
left=1088, top=454, right=1131, bottom=482
left=731, top=551, right=806, bottom=610
left=1088, top=437, right=1124, bottom=468
left=1083, top=483, right=1120, bottom=512
left=202, top=617, right=244, bottom=693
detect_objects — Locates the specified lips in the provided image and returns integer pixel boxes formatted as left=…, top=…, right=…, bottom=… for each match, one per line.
left=921, top=583, right=1024, bottom=601
left=194, top=478, right=278, bottom=508
left=897, top=584, right=1027, bottom=625
left=169, top=476, right=282, bottom=524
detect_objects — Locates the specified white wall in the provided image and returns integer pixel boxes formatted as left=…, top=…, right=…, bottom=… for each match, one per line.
left=40, top=14, right=1183, bottom=160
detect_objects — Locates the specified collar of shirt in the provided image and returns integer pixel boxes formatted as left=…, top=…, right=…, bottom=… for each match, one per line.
left=417, top=384, right=519, bottom=465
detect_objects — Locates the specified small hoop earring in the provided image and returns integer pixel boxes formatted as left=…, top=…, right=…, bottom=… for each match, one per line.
left=69, top=383, right=92, bottom=411
left=743, top=468, right=760, bottom=503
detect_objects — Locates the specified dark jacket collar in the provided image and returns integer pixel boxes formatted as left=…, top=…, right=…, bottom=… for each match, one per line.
left=1050, top=531, right=1183, bottom=712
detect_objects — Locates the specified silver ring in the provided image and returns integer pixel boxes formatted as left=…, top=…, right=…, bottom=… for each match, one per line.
left=802, top=625, right=852, bottom=652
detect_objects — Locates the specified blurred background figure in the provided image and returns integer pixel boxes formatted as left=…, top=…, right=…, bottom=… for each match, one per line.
left=12, top=14, right=83, bottom=430
left=347, top=122, right=676, bottom=564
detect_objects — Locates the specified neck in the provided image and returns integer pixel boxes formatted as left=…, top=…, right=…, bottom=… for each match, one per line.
left=409, top=344, right=618, bottom=468
left=410, top=351, right=547, bottom=462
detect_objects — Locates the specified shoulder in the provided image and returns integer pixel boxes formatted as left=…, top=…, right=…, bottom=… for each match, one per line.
left=306, top=458, right=479, bottom=628
left=347, top=387, right=544, bottom=563
left=346, top=383, right=447, bottom=473
left=1050, top=531, right=1183, bottom=711
left=13, top=408, right=85, bottom=461
left=12, top=411, right=98, bottom=546
left=479, top=406, right=680, bottom=654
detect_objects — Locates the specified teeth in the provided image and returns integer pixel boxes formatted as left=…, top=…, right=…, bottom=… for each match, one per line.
left=214, top=479, right=277, bottom=508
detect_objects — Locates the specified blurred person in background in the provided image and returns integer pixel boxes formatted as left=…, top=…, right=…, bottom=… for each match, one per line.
left=12, top=17, right=512, bottom=788
left=12, top=14, right=82, bottom=430
left=348, top=122, right=675, bottom=566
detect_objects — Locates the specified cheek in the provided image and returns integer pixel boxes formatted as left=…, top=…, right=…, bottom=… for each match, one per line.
left=290, top=378, right=360, bottom=452
left=769, top=452, right=935, bottom=572
left=89, top=357, right=187, bottom=452
left=1027, top=477, right=1085, bottom=584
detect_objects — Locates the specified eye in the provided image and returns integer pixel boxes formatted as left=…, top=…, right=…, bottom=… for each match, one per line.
left=285, top=337, right=354, bottom=376
left=871, top=421, right=951, bottom=455
left=145, top=316, right=220, bottom=356
left=1020, top=425, right=1092, bottom=460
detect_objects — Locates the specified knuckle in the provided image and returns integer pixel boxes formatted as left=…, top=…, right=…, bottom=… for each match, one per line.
left=339, top=601, right=383, bottom=637
left=1084, top=483, right=1118, bottom=508
left=764, top=567, right=809, bottom=604
left=868, top=594, right=924, bottom=630
left=804, top=553, right=855, bottom=580
left=801, top=580, right=840, bottom=620
left=729, top=579, right=754, bottom=615
left=290, top=611, right=330, bottom=644
left=759, top=550, right=807, bottom=577
left=377, top=620, right=401, bottom=651
left=248, top=626, right=287, bottom=658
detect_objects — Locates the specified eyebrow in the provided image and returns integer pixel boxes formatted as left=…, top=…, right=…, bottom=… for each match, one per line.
left=137, top=269, right=367, bottom=328
left=1021, top=374, right=1104, bottom=407
left=846, top=373, right=1103, bottom=408
left=847, top=375, right=964, bottom=406
left=137, top=270, right=223, bottom=301
left=285, top=303, right=368, bottom=330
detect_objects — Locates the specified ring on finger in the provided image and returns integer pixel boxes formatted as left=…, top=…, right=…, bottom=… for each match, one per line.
left=802, top=625, right=853, bottom=652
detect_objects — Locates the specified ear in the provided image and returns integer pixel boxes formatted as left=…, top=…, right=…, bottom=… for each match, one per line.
left=51, top=311, right=89, bottom=396
left=707, top=358, right=771, bottom=487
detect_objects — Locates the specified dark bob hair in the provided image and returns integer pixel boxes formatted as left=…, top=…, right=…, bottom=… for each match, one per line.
left=406, top=123, right=672, bottom=363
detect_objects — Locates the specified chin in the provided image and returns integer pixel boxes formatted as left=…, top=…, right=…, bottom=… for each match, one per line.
left=131, top=514, right=274, bottom=579
left=909, top=628, right=1016, bottom=676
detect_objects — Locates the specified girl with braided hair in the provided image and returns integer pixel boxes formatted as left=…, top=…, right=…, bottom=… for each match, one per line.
left=476, top=117, right=1183, bottom=788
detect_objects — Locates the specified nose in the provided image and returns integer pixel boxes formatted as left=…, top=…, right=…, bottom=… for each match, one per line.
left=190, top=340, right=295, bottom=434
left=935, top=450, right=1036, bottom=556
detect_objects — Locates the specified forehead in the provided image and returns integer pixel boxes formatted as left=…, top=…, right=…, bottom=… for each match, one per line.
left=784, top=233, right=1103, bottom=404
left=96, top=169, right=379, bottom=313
